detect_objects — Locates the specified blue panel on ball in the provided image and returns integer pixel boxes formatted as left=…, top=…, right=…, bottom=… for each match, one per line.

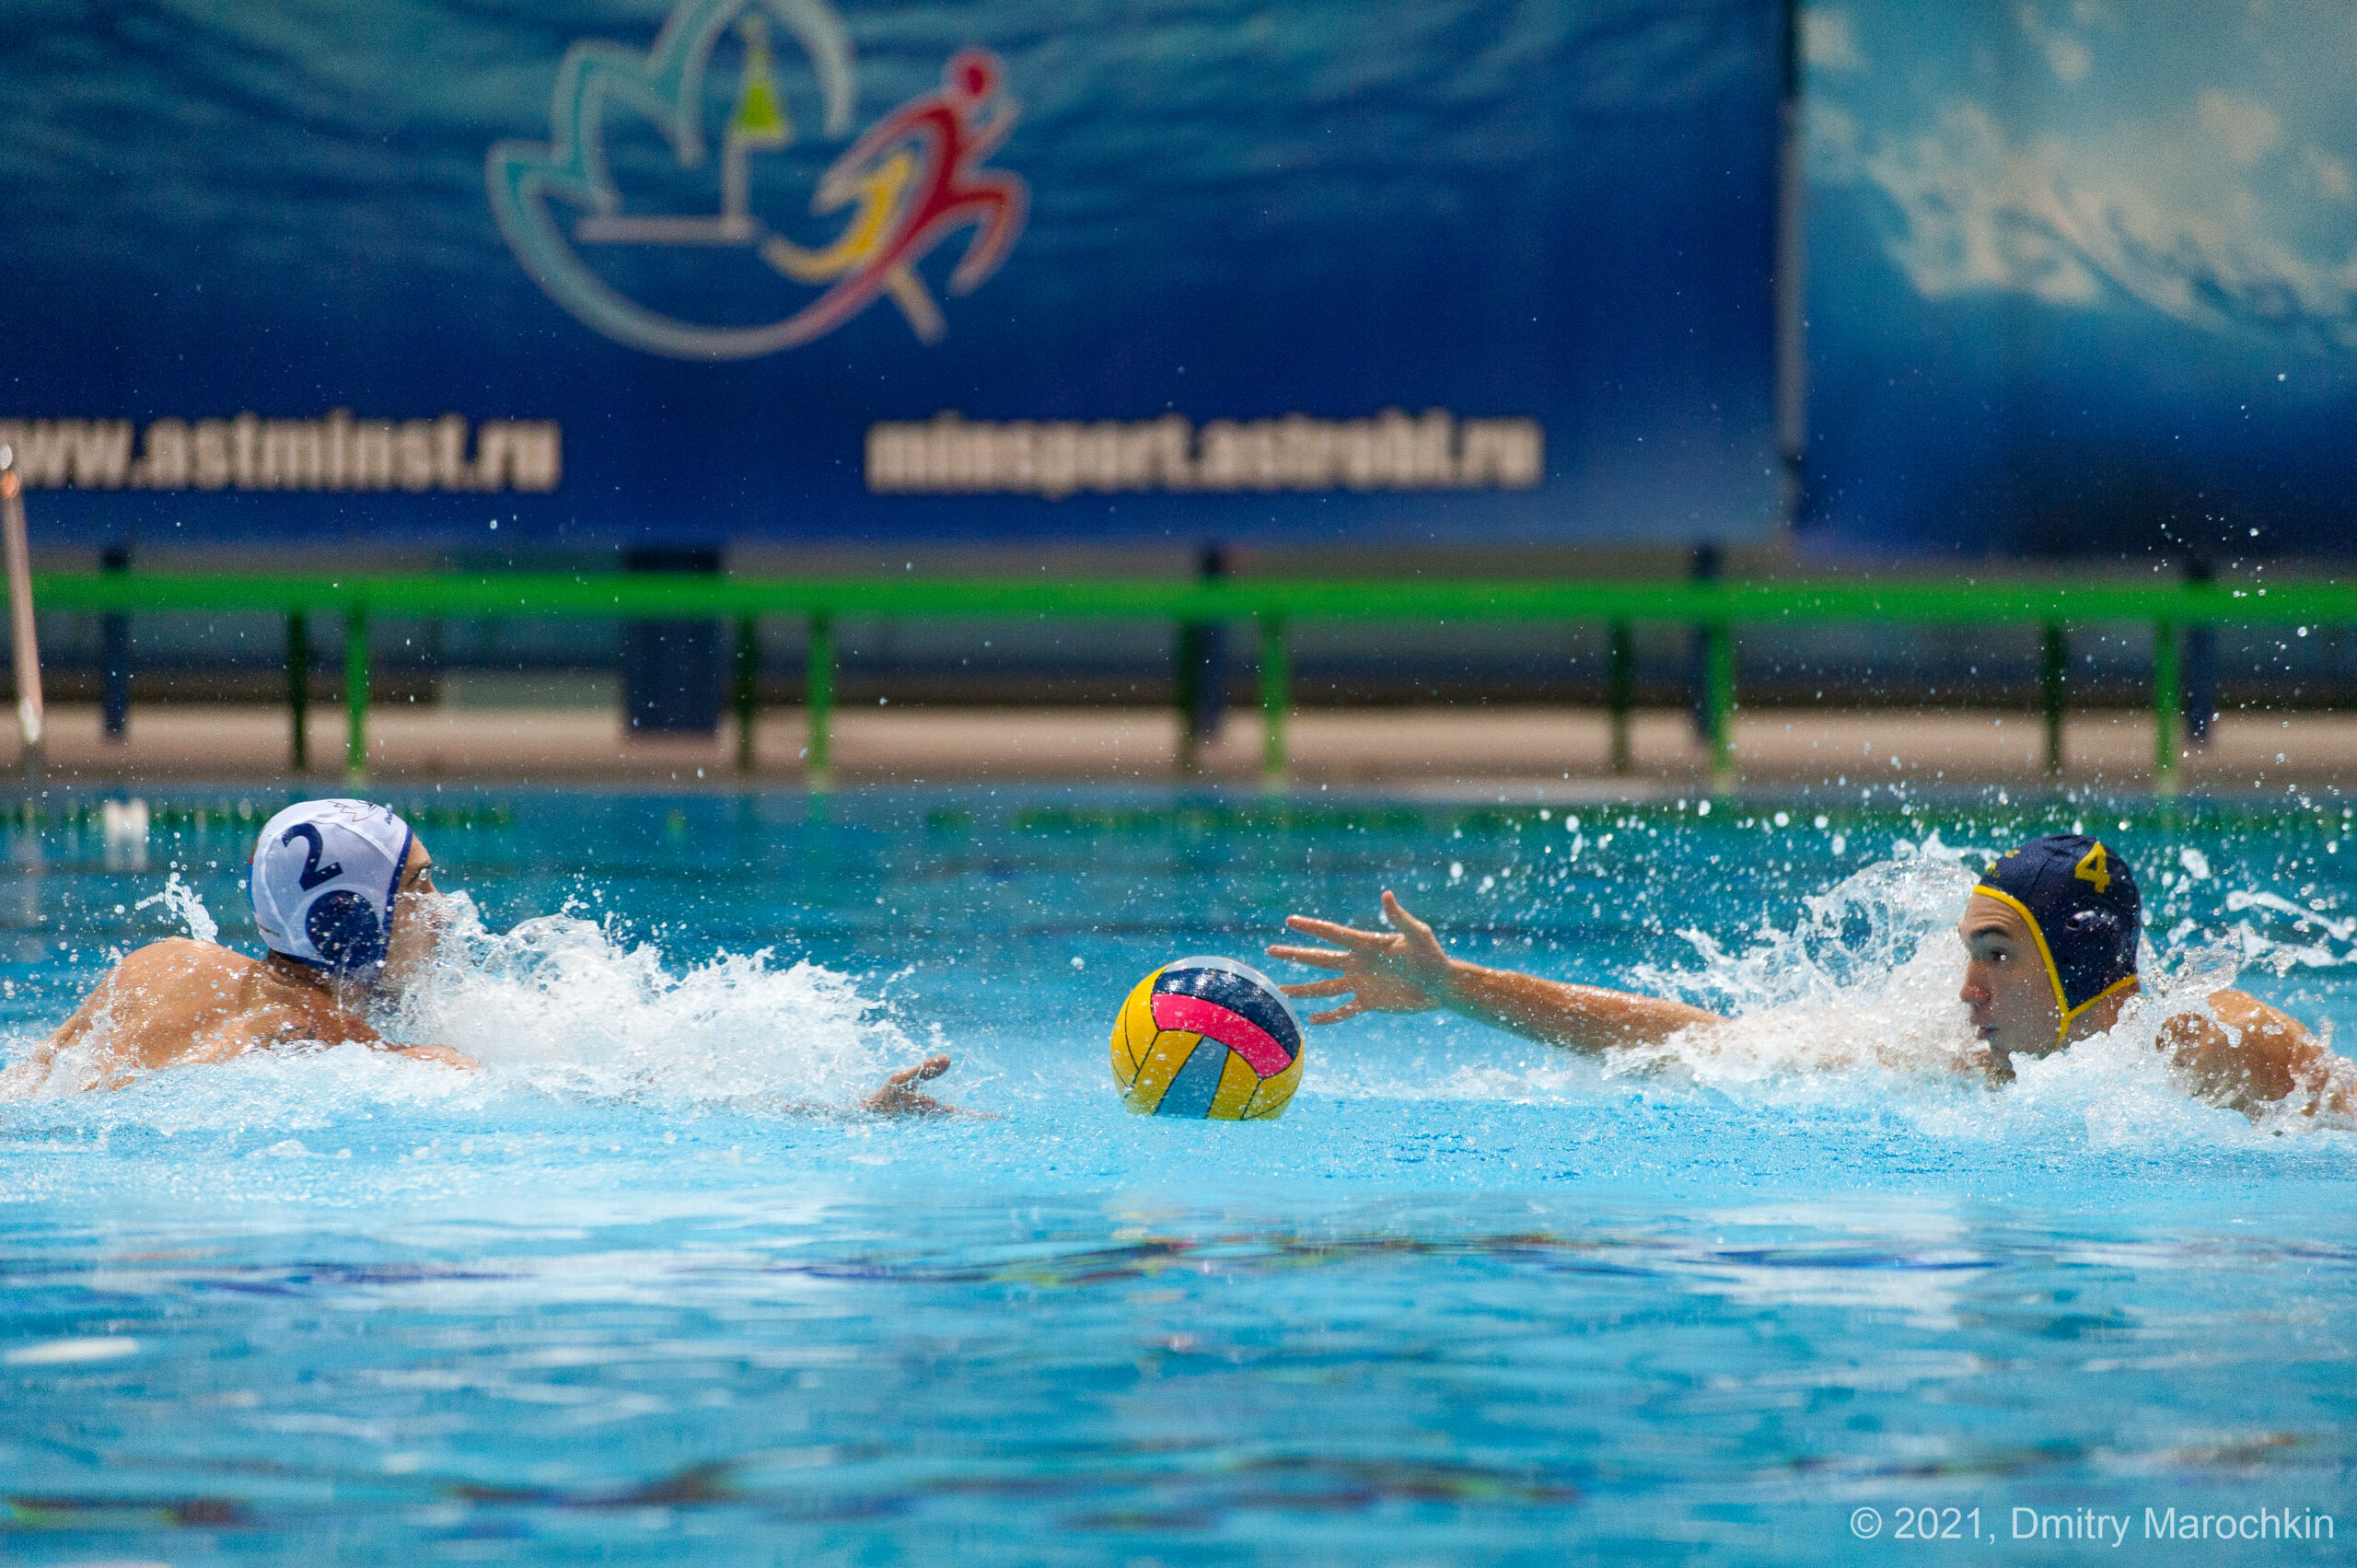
left=1155, top=1037, right=1230, bottom=1119
left=1154, top=965, right=1302, bottom=1059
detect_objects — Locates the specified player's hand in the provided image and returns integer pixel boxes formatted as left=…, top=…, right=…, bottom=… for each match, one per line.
left=864, top=1053, right=961, bottom=1116
left=1266, top=889, right=1456, bottom=1024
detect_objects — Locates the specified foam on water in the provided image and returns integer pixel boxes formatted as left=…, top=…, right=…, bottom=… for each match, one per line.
left=0, top=880, right=921, bottom=1120
left=383, top=891, right=921, bottom=1108
left=5, top=823, right=2356, bottom=1168
left=1329, top=835, right=2357, bottom=1156
left=9, top=796, right=2357, bottom=1565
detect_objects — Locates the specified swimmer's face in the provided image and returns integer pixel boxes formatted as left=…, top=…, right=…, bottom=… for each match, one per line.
left=377, top=838, right=444, bottom=997
left=1957, top=892, right=2060, bottom=1063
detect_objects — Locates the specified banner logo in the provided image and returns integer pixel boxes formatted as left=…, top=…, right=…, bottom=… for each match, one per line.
left=487, top=0, right=1025, bottom=360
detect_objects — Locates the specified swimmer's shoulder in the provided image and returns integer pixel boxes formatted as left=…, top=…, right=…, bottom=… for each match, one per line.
left=115, top=935, right=255, bottom=976
left=41, top=940, right=259, bottom=1075
left=2177, top=987, right=2310, bottom=1045
left=75, top=937, right=245, bottom=1002
left=2156, top=987, right=2323, bottom=1114
left=113, top=938, right=283, bottom=1008
left=133, top=941, right=374, bottom=1061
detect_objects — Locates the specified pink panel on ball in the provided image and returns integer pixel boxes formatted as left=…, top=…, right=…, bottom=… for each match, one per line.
left=1149, top=993, right=1293, bottom=1077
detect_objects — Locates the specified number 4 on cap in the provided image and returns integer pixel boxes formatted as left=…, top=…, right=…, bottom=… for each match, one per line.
left=2074, top=842, right=2110, bottom=895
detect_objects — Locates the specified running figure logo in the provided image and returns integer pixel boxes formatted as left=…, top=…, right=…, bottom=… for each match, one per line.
left=487, top=0, right=1027, bottom=360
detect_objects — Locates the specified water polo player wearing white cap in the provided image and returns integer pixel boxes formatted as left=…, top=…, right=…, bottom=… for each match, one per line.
left=21, top=799, right=475, bottom=1091
left=1273, top=835, right=2357, bottom=1121
left=18, top=797, right=962, bottom=1109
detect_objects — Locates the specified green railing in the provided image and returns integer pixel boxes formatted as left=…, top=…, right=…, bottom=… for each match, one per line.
left=30, top=572, right=2356, bottom=790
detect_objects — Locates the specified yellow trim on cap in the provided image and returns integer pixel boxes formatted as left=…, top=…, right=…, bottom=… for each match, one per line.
left=1970, top=884, right=2070, bottom=1040
left=1971, top=884, right=2137, bottom=1043
left=2061, top=971, right=2140, bottom=1037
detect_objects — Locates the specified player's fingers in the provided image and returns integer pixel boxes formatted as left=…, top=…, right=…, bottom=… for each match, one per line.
left=1266, top=944, right=1352, bottom=969
left=1305, top=1000, right=1367, bottom=1026
left=1280, top=977, right=1355, bottom=998
left=881, top=1055, right=949, bottom=1091
left=1285, top=914, right=1383, bottom=946
left=1382, top=889, right=1443, bottom=947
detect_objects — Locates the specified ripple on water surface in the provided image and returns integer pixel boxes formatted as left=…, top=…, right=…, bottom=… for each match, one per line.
left=2, top=789, right=2354, bottom=1561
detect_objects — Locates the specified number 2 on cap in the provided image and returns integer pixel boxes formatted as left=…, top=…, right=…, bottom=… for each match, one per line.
left=281, top=823, right=344, bottom=891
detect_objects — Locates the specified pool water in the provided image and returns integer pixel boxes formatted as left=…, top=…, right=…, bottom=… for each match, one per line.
left=4, top=787, right=2355, bottom=1563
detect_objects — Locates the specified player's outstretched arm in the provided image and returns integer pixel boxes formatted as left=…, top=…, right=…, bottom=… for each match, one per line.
left=1268, top=889, right=1724, bottom=1056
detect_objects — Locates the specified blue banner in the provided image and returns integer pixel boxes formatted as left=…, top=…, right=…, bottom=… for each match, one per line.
left=0, top=0, right=1782, bottom=551
left=1802, top=1, right=2357, bottom=558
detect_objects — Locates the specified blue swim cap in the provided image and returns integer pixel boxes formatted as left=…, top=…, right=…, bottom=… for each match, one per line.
left=1975, top=833, right=2141, bottom=1039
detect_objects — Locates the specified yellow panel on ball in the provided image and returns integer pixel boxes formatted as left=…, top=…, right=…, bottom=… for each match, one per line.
left=1241, top=1051, right=1305, bottom=1120
left=1207, top=1050, right=1262, bottom=1120
left=1124, top=998, right=1164, bottom=1075
left=1109, top=956, right=1307, bottom=1119
left=1123, top=1028, right=1203, bottom=1114
left=1109, top=965, right=1166, bottom=1088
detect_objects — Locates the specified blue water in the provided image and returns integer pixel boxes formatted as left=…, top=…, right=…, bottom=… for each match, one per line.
left=4, top=788, right=2356, bottom=1562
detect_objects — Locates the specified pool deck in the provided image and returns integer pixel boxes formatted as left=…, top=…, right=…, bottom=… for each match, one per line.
left=7, top=705, right=2353, bottom=796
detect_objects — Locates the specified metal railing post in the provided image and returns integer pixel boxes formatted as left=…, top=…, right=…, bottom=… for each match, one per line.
left=99, top=545, right=129, bottom=741
left=344, top=606, right=369, bottom=784
left=805, top=611, right=833, bottom=788
left=1260, top=614, right=1289, bottom=786
left=287, top=611, right=309, bottom=772
left=1705, top=620, right=1735, bottom=790
left=0, top=450, right=43, bottom=785
left=1608, top=618, right=1633, bottom=775
left=1174, top=617, right=1200, bottom=774
left=1176, top=543, right=1230, bottom=774
left=2153, top=619, right=2180, bottom=795
left=733, top=613, right=760, bottom=775
left=2041, top=622, right=2066, bottom=776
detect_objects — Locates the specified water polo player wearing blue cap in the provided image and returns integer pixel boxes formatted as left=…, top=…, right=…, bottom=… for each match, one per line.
left=1272, top=833, right=2354, bottom=1119
left=21, top=798, right=959, bottom=1110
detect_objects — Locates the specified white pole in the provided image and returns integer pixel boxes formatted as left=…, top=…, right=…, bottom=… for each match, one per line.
left=0, top=445, right=44, bottom=784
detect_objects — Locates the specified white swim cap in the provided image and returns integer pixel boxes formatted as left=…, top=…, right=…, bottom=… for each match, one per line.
left=249, top=799, right=413, bottom=984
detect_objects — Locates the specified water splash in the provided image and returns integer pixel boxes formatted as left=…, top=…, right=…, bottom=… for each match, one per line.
left=2, top=884, right=919, bottom=1116
left=380, top=892, right=917, bottom=1109
left=1611, top=852, right=1989, bottom=1091
left=0, top=871, right=227, bottom=1097
left=133, top=871, right=217, bottom=945
left=0, top=1005, right=110, bottom=1099
left=2219, top=889, right=2357, bottom=970
left=1351, top=845, right=2357, bottom=1144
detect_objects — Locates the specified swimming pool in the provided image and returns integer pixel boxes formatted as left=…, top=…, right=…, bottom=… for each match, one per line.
left=4, top=786, right=2354, bottom=1562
